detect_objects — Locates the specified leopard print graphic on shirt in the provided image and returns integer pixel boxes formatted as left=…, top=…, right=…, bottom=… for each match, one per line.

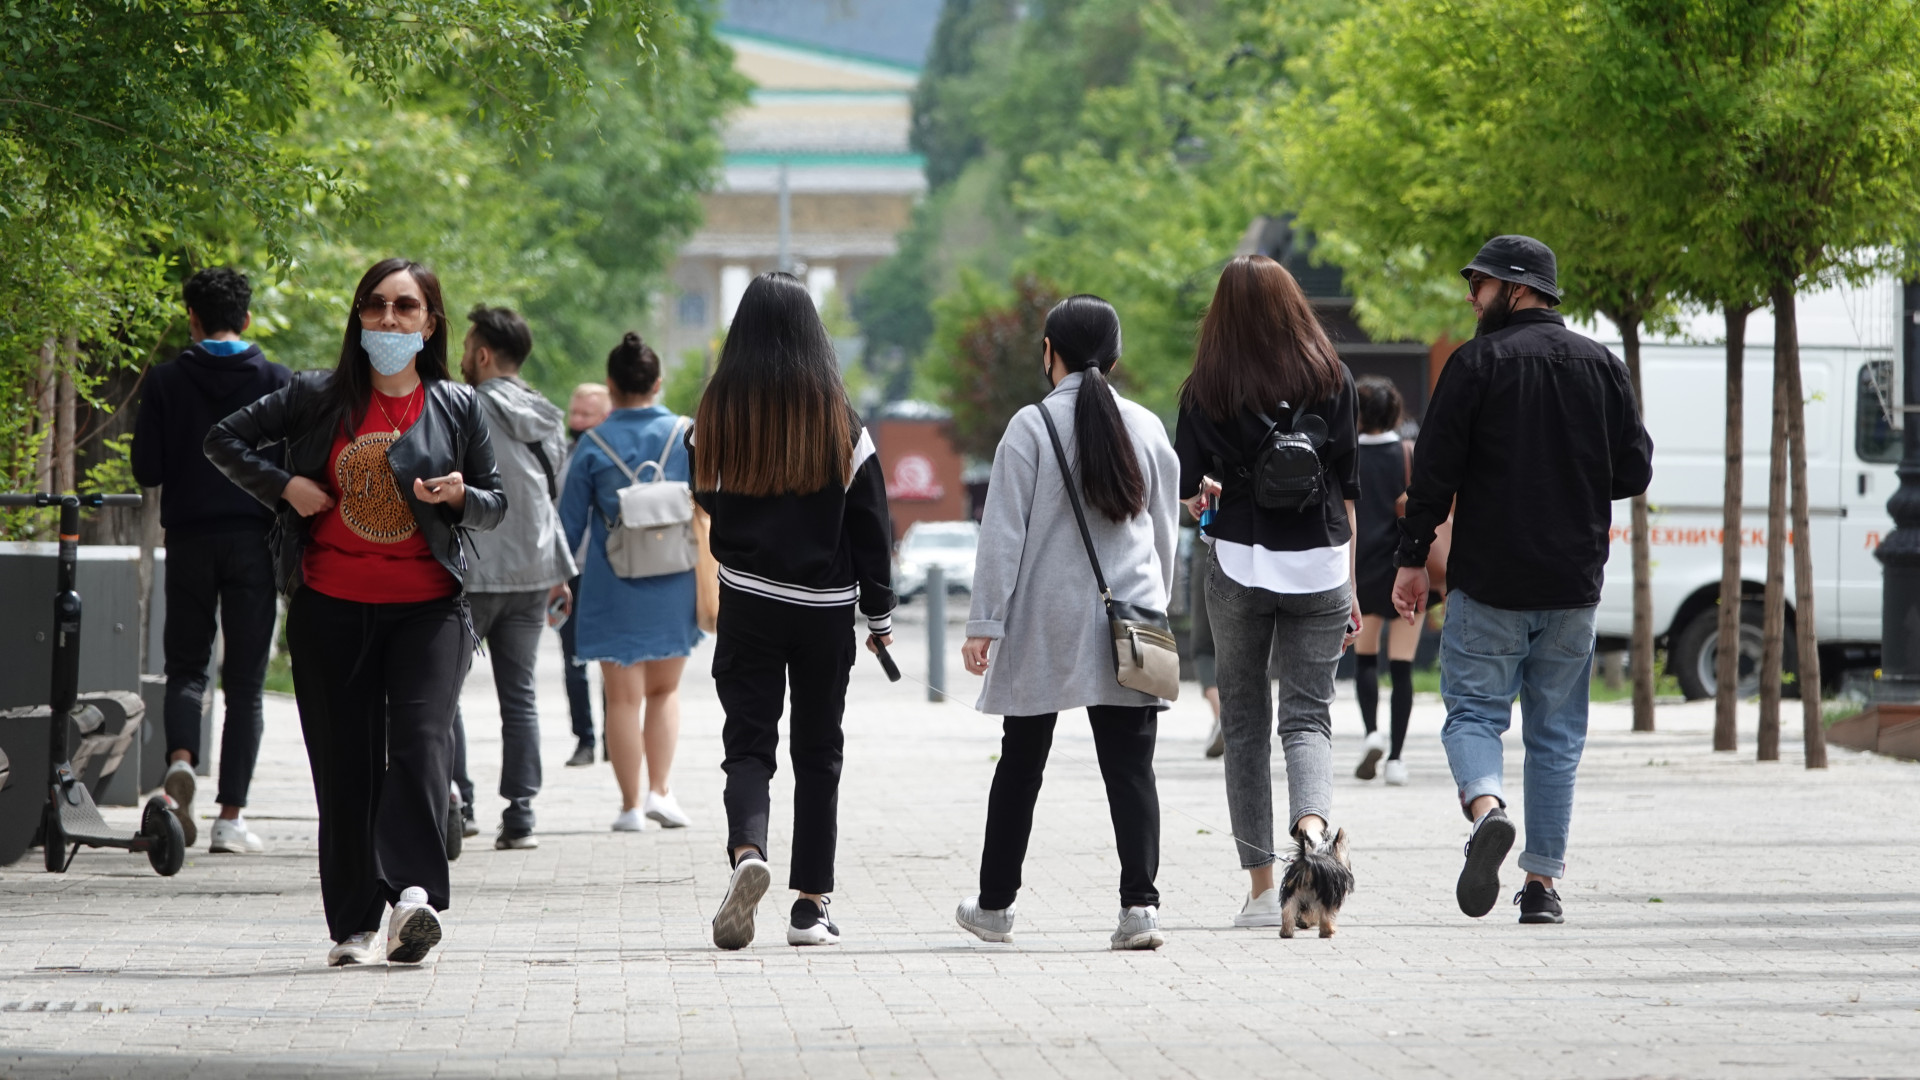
left=334, top=431, right=417, bottom=543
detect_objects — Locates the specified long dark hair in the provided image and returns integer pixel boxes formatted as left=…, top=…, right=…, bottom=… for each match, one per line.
left=693, top=272, right=854, bottom=495
left=1181, top=255, right=1341, bottom=422
left=1045, top=295, right=1145, bottom=523
left=327, top=257, right=451, bottom=430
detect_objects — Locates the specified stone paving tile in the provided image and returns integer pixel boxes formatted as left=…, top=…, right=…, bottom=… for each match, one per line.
left=3, top=607, right=1918, bottom=1077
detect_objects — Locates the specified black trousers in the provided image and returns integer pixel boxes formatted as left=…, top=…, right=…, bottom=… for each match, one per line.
left=980, top=705, right=1161, bottom=910
left=557, top=573, right=596, bottom=745
left=162, top=528, right=277, bottom=807
left=713, top=586, right=854, bottom=895
left=286, top=587, right=469, bottom=942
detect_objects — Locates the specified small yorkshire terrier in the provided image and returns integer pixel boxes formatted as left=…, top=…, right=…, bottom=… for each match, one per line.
left=1279, top=827, right=1353, bottom=938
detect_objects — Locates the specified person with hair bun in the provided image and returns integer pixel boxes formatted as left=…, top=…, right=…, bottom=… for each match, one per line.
left=954, top=294, right=1181, bottom=952
left=559, top=332, right=702, bottom=834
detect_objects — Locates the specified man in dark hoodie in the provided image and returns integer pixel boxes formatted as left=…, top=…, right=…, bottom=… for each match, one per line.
left=132, top=266, right=291, bottom=854
left=451, top=305, right=576, bottom=850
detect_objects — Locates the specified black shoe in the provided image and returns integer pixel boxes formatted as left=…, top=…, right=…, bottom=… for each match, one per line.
left=1456, top=806, right=1515, bottom=918
left=460, top=805, right=480, bottom=839
left=1514, top=881, right=1564, bottom=924
left=566, top=740, right=595, bottom=768
left=787, top=897, right=840, bottom=946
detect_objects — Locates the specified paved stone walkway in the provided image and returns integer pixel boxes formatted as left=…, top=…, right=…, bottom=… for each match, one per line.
left=3, top=607, right=1917, bottom=1078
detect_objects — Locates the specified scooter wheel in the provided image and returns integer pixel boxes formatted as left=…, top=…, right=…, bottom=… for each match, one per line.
left=444, top=803, right=463, bottom=861
left=143, top=795, right=185, bottom=877
left=42, top=803, right=67, bottom=873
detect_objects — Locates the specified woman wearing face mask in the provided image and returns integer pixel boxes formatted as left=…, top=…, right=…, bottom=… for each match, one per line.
left=206, top=257, right=505, bottom=968
left=954, top=295, right=1181, bottom=951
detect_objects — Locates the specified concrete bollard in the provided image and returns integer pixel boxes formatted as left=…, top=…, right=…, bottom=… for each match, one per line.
left=926, top=564, right=946, bottom=704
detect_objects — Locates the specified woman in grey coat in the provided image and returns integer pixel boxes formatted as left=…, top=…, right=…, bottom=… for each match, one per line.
left=953, top=295, right=1180, bottom=951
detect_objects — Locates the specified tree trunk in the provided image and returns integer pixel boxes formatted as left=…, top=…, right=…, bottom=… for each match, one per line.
left=1715, top=305, right=1751, bottom=751
left=34, top=338, right=57, bottom=492
left=1776, top=287, right=1827, bottom=769
left=1624, top=317, right=1656, bottom=730
left=53, top=333, right=78, bottom=495
left=1758, top=302, right=1791, bottom=762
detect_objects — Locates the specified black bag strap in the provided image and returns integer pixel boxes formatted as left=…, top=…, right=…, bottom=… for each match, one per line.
left=1036, top=404, right=1111, bottom=602
left=527, top=438, right=558, bottom=501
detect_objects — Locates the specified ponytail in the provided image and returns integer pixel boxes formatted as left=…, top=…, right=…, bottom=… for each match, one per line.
left=1045, top=295, right=1146, bottom=523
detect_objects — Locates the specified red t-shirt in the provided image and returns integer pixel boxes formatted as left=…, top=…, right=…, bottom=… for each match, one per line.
left=302, top=385, right=457, bottom=603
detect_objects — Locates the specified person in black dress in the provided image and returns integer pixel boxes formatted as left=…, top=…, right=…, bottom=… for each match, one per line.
left=1351, top=376, right=1421, bottom=785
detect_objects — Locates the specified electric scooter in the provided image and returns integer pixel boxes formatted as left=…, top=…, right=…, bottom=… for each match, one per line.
left=1, top=492, right=184, bottom=875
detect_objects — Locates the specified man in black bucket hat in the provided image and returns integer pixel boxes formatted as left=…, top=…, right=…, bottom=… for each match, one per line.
left=1389, top=234, right=1652, bottom=927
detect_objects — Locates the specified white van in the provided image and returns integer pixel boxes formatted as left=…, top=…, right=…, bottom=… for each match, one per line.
left=1587, top=276, right=1901, bottom=699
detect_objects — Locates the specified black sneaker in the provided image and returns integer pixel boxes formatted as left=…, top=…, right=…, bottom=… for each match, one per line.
left=565, top=739, right=595, bottom=768
left=1456, top=806, right=1515, bottom=918
left=460, top=805, right=480, bottom=839
left=494, top=828, right=538, bottom=850
left=1514, top=881, right=1564, bottom=924
left=787, top=897, right=840, bottom=946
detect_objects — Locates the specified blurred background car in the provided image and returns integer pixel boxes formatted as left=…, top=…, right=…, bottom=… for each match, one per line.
left=894, top=520, right=978, bottom=601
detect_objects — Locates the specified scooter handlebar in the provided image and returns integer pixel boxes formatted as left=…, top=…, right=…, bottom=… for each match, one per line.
left=0, top=492, right=144, bottom=508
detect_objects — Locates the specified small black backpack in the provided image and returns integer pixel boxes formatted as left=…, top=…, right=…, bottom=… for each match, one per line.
left=1249, top=404, right=1327, bottom=512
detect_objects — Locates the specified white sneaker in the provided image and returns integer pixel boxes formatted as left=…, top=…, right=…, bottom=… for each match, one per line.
left=1355, top=730, right=1387, bottom=780
left=386, top=886, right=442, bottom=964
left=1383, top=759, right=1409, bottom=786
left=611, top=808, right=646, bottom=832
left=209, top=816, right=266, bottom=854
left=163, top=759, right=197, bottom=848
left=327, top=931, right=380, bottom=967
left=1111, top=905, right=1166, bottom=951
left=712, top=856, right=771, bottom=950
left=956, top=896, right=1016, bottom=942
left=1233, top=887, right=1288, bottom=927
left=644, top=790, right=692, bottom=829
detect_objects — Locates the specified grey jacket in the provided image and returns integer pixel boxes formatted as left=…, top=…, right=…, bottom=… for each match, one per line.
left=966, top=372, right=1180, bottom=716
left=466, top=375, right=577, bottom=592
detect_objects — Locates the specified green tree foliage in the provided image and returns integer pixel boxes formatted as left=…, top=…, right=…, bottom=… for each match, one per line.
left=919, top=273, right=1057, bottom=459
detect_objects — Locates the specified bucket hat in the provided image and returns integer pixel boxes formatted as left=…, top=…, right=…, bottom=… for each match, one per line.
left=1460, top=235, right=1561, bottom=305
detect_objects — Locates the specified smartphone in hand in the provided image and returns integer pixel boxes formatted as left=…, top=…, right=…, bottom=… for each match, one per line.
left=547, top=595, right=570, bottom=630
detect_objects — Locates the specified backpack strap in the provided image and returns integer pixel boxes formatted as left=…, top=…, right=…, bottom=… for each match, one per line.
left=583, top=427, right=642, bottom=529
left=528, top=438, right=558, bottom=501
left=641, top=417, right=690, bottom=483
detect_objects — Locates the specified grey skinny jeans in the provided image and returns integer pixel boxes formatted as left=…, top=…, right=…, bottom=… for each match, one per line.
left=1205, top=547, right=1351, bottom=869
left=452, top=589, right=548, bottom=834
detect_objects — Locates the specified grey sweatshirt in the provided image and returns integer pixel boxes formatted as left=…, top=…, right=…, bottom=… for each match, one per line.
left=966, top=371, right=1180, bottom=716
left=466, top=375, right=577, bottom=592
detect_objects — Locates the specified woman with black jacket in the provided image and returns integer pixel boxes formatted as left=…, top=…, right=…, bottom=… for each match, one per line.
left=206, top=257, right=505, bottom=968
left=1174, top=255, right=1361, bottom=930
left=689, top=272, right=895, bottom=951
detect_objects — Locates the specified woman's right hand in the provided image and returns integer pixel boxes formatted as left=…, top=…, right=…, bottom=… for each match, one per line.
left=1181, top=476, right=1222, bottom=518
left=282, top=476, right=334, bottom=517
left=962, top=636, right=993, bottom=675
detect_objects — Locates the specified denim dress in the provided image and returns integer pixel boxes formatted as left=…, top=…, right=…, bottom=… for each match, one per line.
left=558, top=405, right=703, bottom=665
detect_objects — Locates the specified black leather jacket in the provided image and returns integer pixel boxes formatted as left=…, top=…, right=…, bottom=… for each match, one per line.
left=204, top=371, right=508, bottom=597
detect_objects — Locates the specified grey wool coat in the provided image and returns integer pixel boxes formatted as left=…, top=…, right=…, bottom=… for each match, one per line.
left=966, top=371, right=1181, bottom=716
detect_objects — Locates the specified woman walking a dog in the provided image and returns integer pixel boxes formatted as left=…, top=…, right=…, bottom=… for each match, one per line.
left=1174, top=255, right=1360, bottom=936
left=954, top=294, right=1181, bottom=951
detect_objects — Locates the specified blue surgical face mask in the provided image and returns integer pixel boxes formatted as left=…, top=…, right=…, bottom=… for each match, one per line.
left=361, top=329, right=423, bottom=376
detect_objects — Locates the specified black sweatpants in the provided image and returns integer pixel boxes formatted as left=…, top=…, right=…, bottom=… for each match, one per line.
left=712, top=585, right=855, bottom=895
left=979, top=705, right=1161, bottom=910
left=162, top=528, right=277, bottom=807
left=286, top=587, right=469, bottom=942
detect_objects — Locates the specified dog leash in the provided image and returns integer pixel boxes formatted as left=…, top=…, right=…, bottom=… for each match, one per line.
left=879, top=651, right=1288, bottom=865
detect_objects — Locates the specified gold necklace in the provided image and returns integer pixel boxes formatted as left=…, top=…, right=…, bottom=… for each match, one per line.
left=373, top=384, right=418, bottom=433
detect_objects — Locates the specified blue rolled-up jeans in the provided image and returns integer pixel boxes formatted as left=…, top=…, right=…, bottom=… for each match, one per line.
left=1438, top=591, right=1596, bottom=879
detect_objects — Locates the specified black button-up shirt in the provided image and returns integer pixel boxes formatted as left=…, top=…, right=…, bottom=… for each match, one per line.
left=1396, top=309, right=1653, bottom=611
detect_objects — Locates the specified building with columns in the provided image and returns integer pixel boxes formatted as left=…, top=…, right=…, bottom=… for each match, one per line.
left=658, top=5, right=940, bottom=369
